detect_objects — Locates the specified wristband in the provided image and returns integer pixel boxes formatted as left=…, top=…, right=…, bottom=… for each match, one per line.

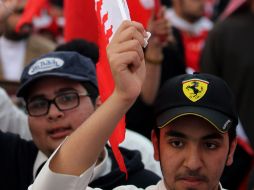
left=145, top=56, right=163, bottom=65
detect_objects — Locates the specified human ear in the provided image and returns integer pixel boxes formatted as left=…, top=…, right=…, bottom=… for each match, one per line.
left=151, top=130, right=160, bottom=161
left=95, top=96, right=101, bottom=109
left=226, top=138, right=237, bottom=166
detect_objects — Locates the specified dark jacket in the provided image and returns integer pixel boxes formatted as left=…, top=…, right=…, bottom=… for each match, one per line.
left=0, top=131, right=160, bottom=190
left=89, top=146, right=161, bottom=190
left=0, top=131, right=38, bottom=190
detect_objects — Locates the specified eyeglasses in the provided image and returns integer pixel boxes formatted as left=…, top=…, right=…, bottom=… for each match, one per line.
left=26, top=92, right=90, bottom=117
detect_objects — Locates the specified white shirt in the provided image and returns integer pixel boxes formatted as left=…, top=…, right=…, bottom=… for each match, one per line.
left=165, top=9, right=213, bottom=36
left=0, top=36, right=26, bottom=81
left=120, top=129, right=162, bottom=177
left=33, top=147, right=112, bottom=181
left=0, top=87, right=31, bottom=140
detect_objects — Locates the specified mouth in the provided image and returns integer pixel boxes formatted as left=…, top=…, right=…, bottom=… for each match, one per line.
left=177, top=176, right=208, bottom=188
left=180, top=178, right=204, bottom=186
left=48, top=127, right=73, bottom=140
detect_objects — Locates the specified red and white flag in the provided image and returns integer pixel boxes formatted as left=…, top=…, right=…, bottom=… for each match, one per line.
left=127, top=0, right=160, bottom=28
left=16, top=0, right=48, bottom=32
left=64, top=0, right=98, bottom=44
left=95, top=0, right=131, bottom=177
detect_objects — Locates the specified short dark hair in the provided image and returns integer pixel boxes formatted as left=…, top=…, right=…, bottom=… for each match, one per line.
left=55, top=39, right=99, bottom=64
left=49, top=0, right=63, bottom=8
left=81, top=82, right=99, bottom=105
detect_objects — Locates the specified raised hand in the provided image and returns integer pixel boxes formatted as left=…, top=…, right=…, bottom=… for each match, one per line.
left=107, top=20, right=147, bottom=103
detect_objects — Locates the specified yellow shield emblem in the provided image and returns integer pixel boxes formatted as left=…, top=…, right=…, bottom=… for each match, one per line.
left=182, top=79, right=209, bottom=102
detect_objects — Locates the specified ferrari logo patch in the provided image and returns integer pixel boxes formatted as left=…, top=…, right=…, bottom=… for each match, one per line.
left=182, top=79, right=209, bottom=102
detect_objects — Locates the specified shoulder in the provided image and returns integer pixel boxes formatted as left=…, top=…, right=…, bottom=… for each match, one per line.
left=213, top=12, right=253, bottom=34
left=27, top=34, right=56, bottom=53
left=0, top=130, right=36, bottom=151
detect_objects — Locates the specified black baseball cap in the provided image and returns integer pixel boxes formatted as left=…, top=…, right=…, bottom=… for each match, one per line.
left=154, top=73, right=238, bottom=133
left=17, top=51, right=97, bottom=98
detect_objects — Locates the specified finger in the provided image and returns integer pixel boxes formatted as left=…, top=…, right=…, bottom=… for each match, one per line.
left=107, top=38, right=144, bottom=63
left=131, top=21, right=147, bottom=37
left=109, top=51, right=142, bottom=75
left=111, top=21, right=147, bottom=47
left=118, top=26, right=146, bottom=47
left=124, top=51, right=142, bottom=73
left=155, top=6, right=166, bottom=19
left=116, top=39, right=145, bottom=61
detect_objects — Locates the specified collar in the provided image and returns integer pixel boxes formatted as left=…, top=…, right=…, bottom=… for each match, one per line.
left=33, top=151, right=47, bottom=179
left=91, top=147, right=112, bottom=181
left=165, top=9, right=213, bottom=35
left=160, top=180, right=226, bottom=190
left=219, top=183, right=227, bottom=190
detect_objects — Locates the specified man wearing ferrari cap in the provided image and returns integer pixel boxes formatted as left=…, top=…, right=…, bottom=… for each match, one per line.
left=30, top=21, right=238, bottom=190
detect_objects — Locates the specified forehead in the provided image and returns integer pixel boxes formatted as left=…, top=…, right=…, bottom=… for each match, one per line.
left=161, top=115, right=225, bottom=139
left=27, top=77, right=85, bottom=97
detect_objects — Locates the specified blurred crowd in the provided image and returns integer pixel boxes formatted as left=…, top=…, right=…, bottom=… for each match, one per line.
left=0, top=0, right=253, bottom=190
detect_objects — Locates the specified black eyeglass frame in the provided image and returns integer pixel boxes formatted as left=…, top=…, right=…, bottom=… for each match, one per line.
left=26, top=92, right=90, bottom=117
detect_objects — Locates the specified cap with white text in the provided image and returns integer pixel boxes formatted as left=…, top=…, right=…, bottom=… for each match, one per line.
left=17, top=51, right=97, bottom=97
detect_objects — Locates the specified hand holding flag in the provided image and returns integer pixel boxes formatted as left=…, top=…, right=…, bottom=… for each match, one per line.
left=95, top=0, right=150, bottom=177
left=107, top=20, right=147, bottom=101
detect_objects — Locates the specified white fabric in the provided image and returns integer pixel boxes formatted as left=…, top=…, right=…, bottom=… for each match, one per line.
left=33, top=147, right=112, bottom=181
left=0, top=36, right=26, bottom=81
left=90, top=147, right=112, bottom=181
left=120, top=129, right=162, bottom=177
left=236, top=119, right=250, bottom=143
left=0, top=87, right=31, bottom=140
left=165, top=9, right=213, bottom=35
left=33, top=151, right=48, bottom=179
left=29, top=142, right=226, bottom=190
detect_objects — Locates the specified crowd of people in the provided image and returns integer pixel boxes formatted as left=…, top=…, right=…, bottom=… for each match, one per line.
left=0, top=0, right=253, bottom=190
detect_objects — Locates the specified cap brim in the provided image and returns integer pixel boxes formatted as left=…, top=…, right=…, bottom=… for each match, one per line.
left=16, top=73, right=94, bottom=97
left=156, top=106, right=233, bottom=133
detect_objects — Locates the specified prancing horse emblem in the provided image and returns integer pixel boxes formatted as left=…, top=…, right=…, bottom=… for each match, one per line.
left=182, top=79, right=209, bottom=102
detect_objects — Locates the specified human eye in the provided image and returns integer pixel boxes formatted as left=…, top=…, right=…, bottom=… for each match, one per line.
left=58, top=93, right=77, bottom=104
left=56, top=93, right=78, bottom=109
left=29, top=99, right=47, bottom=108
left=204, top=141, right=220, bottom=150
left=28, top=99, right=47, bottom=109
left=169, top=139, right=185, bottom=148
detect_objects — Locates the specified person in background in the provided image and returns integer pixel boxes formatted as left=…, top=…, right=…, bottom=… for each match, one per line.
left=126, top=6, right=185, bottom=139
left=201, top=0, right=254, bottom=188
left=0, top=0, right=17, bottom=23
left=0, top=0, right=56, bottom=81
left=165, top=0, right=213, bottom=73
left=0, top=87, right=31, bottom=140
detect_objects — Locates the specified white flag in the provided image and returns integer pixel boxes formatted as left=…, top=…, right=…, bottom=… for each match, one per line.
left=95, top=0, right=131, bottom=42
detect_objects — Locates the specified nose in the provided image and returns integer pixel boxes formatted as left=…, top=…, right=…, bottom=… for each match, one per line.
left=47, top=102, right=64, bottom=121
left=184, top=145, right=203, bottom=171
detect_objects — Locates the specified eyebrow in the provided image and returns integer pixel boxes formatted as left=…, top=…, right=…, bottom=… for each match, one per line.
left=201, top=133, right=224, bottom=140
left=28, top=88, right=78, bottom=101
left=165, top=130, right=187, bottom=138
left=165, top=130, right=224, bottom=140
left=56, top=88, right=77, bottom=94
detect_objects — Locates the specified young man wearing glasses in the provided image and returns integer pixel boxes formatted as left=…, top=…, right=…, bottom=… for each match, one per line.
left=0, top=51, right=160, bottom=190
